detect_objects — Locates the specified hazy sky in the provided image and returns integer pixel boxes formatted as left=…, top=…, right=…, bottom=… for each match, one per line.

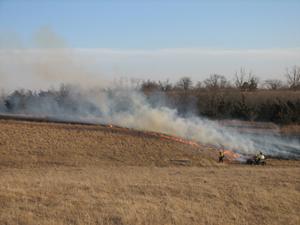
left=0, top=0, right=300, bottom=91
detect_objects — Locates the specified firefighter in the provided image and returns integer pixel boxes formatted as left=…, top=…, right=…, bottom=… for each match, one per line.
left=258, top=151, right=265, bottom=162
left=255, top=155, right=259, bottom=164
left=219, top=151, right=224, bottom=163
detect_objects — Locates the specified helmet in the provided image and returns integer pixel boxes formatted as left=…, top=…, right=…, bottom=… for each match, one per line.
left=260, top=151, right=263, bottom=154
left=255, top=155, right=257, bottom=156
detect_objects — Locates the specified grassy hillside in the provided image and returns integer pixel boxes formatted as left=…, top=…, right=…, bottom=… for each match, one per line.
left=0, top=119, right=217, bottom=168
left=0, top=119, right=299, bottom=224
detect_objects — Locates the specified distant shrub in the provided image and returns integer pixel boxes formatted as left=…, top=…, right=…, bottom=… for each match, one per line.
left=232, top=94, right=257, bottom=121
left=217, top=98, right=233, bottom=119
left=257, top=98, right=300, bottom=125
left=141, top=80, right=160, bottom=92
left=4, top=89, right=29, bottom=113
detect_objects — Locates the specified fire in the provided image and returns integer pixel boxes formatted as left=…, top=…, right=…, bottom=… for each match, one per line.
left=108, top=124, right=241, bottom=163
left=220, top=149, right=240, bottom=158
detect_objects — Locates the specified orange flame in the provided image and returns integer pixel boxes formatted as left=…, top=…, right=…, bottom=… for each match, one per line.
left=108, top=124, right=241, bottom=163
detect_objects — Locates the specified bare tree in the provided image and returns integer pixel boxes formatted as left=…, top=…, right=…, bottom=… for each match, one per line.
left=130, top=77, right=143, bottom=91
left=112, top=77, right=143, bottom=91
left=158, top=79, right=173, bottom=91
left=234, top=68, right=260, bottom=91
left=285, top=66, right=300, bottom=91
left=195, top=81, right=203, bottom=89
left=176, top=77, right=193, bottom=90
left=204, top=74, right=228, bottom=89
left=234, top=68, right=247, bottom=88
left=140, top=79, right=159, bottom=92
left=263, top=79, right=283, bottom=90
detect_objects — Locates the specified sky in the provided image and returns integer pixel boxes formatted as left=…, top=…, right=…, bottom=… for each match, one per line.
left=0, top=0, right=300, bottom=91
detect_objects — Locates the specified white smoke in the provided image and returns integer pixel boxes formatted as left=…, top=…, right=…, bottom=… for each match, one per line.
left=10, top=83, right=293, bottom=159
left=84, top=89, right=299, bottom=158
left=0, top=26, right=110, bottom=91
left=1, top=26, right=298, bottom=159
left=2, top=83, right=300, bottom=159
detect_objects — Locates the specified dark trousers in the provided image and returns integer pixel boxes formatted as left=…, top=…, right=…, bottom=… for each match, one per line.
left=219, top=156, right=224, bottom=163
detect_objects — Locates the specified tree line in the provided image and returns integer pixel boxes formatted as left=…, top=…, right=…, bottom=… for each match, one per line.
left=1, top=66, right=300, bottom=125
left=140, top=66, right=300, bottom=92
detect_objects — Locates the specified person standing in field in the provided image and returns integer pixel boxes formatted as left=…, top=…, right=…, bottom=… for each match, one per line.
left=258, top=151, right=265, bottom=163
left=219, top=151, right=224, bottom=163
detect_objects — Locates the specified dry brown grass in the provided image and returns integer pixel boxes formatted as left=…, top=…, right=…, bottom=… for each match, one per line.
left=1, top=166, right=300, bottom=225
left=0, top=119, right=216, bottom=168
left=0, top=119, right=300, bottom=225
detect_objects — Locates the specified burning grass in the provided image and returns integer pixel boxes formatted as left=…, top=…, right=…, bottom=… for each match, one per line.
left=0, top=119, right=300, bottom=224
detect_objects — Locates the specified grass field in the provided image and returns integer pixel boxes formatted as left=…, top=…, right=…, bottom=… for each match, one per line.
left=0, top=118, right=299, bottom=225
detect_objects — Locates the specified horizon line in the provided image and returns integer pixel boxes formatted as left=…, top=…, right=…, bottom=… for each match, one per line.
left=0, top=47, right=300, bottom=56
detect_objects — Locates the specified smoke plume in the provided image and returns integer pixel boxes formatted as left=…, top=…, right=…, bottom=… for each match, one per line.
left=0, top=25, right=109, bottom=91
left=2, top=83, right=299, bottom=159
left=1, top=26, right=299, bottom=159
